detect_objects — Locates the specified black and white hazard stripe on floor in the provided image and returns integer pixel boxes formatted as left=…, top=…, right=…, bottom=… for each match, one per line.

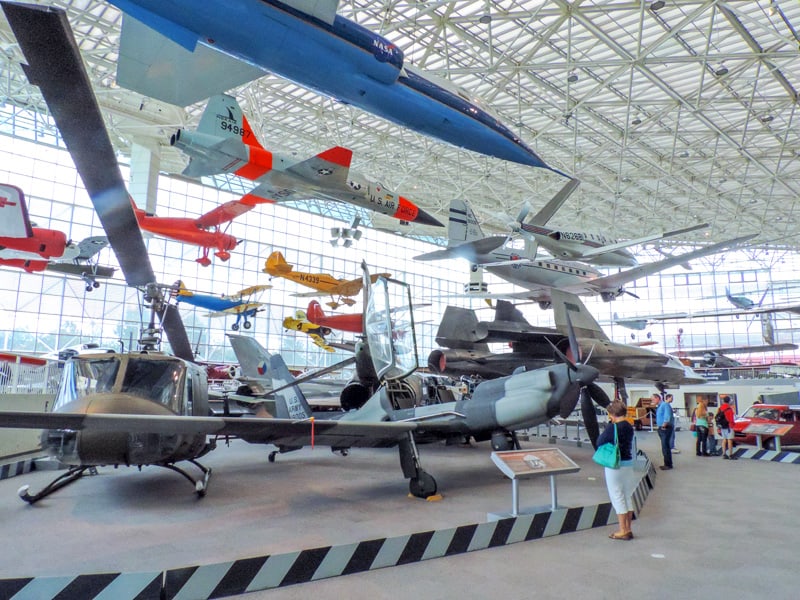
left=732, top=447, right=800, bottom=464
left=0, top=458, right=34, bottom=481
left=0, top=460, right=656, bottom=600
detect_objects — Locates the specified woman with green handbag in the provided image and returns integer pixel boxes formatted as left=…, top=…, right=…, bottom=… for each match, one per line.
left=596, top=400, right=636, bottom=540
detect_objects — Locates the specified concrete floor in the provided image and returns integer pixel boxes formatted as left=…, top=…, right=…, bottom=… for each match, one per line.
left=1, top=430, right=799, bottom=599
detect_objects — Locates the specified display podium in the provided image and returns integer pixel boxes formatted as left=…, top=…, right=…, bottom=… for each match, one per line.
left=488, top=448, right=580, bottom=520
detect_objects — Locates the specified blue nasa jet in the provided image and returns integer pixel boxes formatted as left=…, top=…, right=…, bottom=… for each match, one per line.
left=109, top=0, right=558, bottom=171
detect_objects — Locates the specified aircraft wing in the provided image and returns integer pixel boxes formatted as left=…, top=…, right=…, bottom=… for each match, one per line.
left=195, top=200, right=257, bottom=228
left=45, top=262, right=115, bottom=280
left=615, top=300, right=800, bottom=324
left=0, top=411, right=415, bottom=449
left=73, top=236, right=109, bottom=260
left=285, top=146, right=353, bottom=189
left=414, top=236, right=508, bottom=261
left=117, top=15, right=266, bottom=107
left=236, top=284, right=273, bottom=297
left=577, top=223, right=709, bottom=260
left=576, top=234, right=757, bottom=295
left=679, top=343, right=799, bottom=356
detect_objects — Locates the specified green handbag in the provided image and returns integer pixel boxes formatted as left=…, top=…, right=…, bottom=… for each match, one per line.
left=592, top=423, right=620, bottom=469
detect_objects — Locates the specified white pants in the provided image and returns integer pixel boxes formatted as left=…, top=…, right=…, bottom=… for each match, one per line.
left=605, top=465, right=636, bottom=514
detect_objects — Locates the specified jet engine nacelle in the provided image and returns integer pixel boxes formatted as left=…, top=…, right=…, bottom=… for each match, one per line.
left=600, top=288, right=625, bottom=302
left=340, top=381, right=372, bottom=411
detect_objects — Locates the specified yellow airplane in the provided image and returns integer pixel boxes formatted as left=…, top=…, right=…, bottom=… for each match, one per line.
left=282, top=309, right=334, bottom=352
left=264, top=251, right=390, bottom=309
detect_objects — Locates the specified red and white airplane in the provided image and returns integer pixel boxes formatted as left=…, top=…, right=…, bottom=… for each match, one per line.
left=170, top=94, right=443, bottom=228
left=0, top=184, right=114, bottom=289
left=132, top=196, right=260, bottom=266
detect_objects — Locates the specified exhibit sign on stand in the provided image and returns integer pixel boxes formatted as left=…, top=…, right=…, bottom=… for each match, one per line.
left=488, top=448, right=580, bottom=520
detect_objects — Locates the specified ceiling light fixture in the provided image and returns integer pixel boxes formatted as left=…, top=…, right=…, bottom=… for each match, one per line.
left=631, top=116, right=642, bottom=125
left=650, top=0, right=666, bottom=11
left=479, top=14, right=492, bottom=24
left=760, top=114, right=774, bottom=123
left=714, top=64, right=729, bottom=76
left=567, top=70, right=579, bottom=83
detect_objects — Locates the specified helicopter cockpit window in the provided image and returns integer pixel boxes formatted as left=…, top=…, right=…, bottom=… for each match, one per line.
left=121, top=358, right=185, bottom=413
left=53, top=357, right=121, bottom=411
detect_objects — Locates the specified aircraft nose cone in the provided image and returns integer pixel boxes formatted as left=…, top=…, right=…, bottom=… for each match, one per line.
left=414, top=207, right=444, bottom=227
left=575, top=363, right=600, bottom=386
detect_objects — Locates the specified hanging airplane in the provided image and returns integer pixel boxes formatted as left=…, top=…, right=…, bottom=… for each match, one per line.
left=264, top=250, right=390, bottom=309
left=132, top=197, right=257, bottom=266
left=170, top=94, right=443, bottom=228
left=282, top=309, right=335, bottom=352
left=0, top=184, right=114, bottom=290
left=305, top=300, right=364, bottom=334
left=171, top=280, right=271, bottom=331
left=508, top=178, right=710, bottom=267
left=109, top=1, right=558, bottom=171
left=415, top=199, right=756, bottom=307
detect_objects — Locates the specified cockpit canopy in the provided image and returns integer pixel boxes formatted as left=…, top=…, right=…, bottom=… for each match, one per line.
left=53, top=353, right=187, bottom=414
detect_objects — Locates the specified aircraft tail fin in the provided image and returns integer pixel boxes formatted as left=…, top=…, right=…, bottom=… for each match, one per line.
left=267, top=353, right=313, bottom=420
left=227, top=334, right=273, bottom=382
left=494, top=300, right=532, bottom=325
left=264, top=251, right=293, bottom=276
left=306, top=300, right=326, bottom=324
left=0, top=184, right=32, bottom=238
left=173, top=280, right=192, bottom=299
left=196, top=94, right=264, bottom=150
left=447, top=199, right=485, bottom=246
left=528, top=177, right=581, bottom=226
left=551, top=289, right=610, bottom=342
left=435, top=305, right=490, bottom=350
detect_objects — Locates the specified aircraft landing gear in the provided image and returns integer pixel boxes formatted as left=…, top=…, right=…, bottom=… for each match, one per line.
left=196, top=256, right=212, bottom=267
left=17, top=465, right=96, bottom=504
left=268, top=450, right=278, bottom=463
left=161, top=459, right=212, bottom=498
left=243, top=320, right=252, bottom=329
left=409, top=471, right=437, bottom=498
left=398, top=434, right=438, bottom=499
left=231, top=323, right=240, bottom=331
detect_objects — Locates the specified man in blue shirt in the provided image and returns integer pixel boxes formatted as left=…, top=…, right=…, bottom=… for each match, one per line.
left=656, top=393, right=674, bottom=470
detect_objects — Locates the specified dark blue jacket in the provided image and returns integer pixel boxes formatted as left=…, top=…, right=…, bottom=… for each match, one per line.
left=596, top=420, right=634, bottom=462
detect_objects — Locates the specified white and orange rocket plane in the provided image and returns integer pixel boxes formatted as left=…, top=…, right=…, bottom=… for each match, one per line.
left=170, top=94, right=443, bottom=228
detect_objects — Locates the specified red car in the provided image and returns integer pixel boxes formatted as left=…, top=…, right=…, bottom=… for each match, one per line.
left=733, top=404, right=800, bottom=450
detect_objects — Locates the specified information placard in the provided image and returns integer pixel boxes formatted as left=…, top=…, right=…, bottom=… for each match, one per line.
left=491, top=447, right=580, bottom=480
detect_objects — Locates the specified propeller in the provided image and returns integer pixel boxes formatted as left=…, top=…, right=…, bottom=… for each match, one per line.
left=546, top=312, right=610, bottom=447
left=4, top=3, right=193, bottom=360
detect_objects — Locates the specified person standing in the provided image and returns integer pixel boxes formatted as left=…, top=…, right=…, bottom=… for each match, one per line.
left=656, top=392, right=674, bottom=470
left=717, top=395, right=737, bottom=460
left=597, top=400, right=636, bottom=540
left=666, top=394, right=680, bottom=453
left=693, top=399, right=710, bottom=456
